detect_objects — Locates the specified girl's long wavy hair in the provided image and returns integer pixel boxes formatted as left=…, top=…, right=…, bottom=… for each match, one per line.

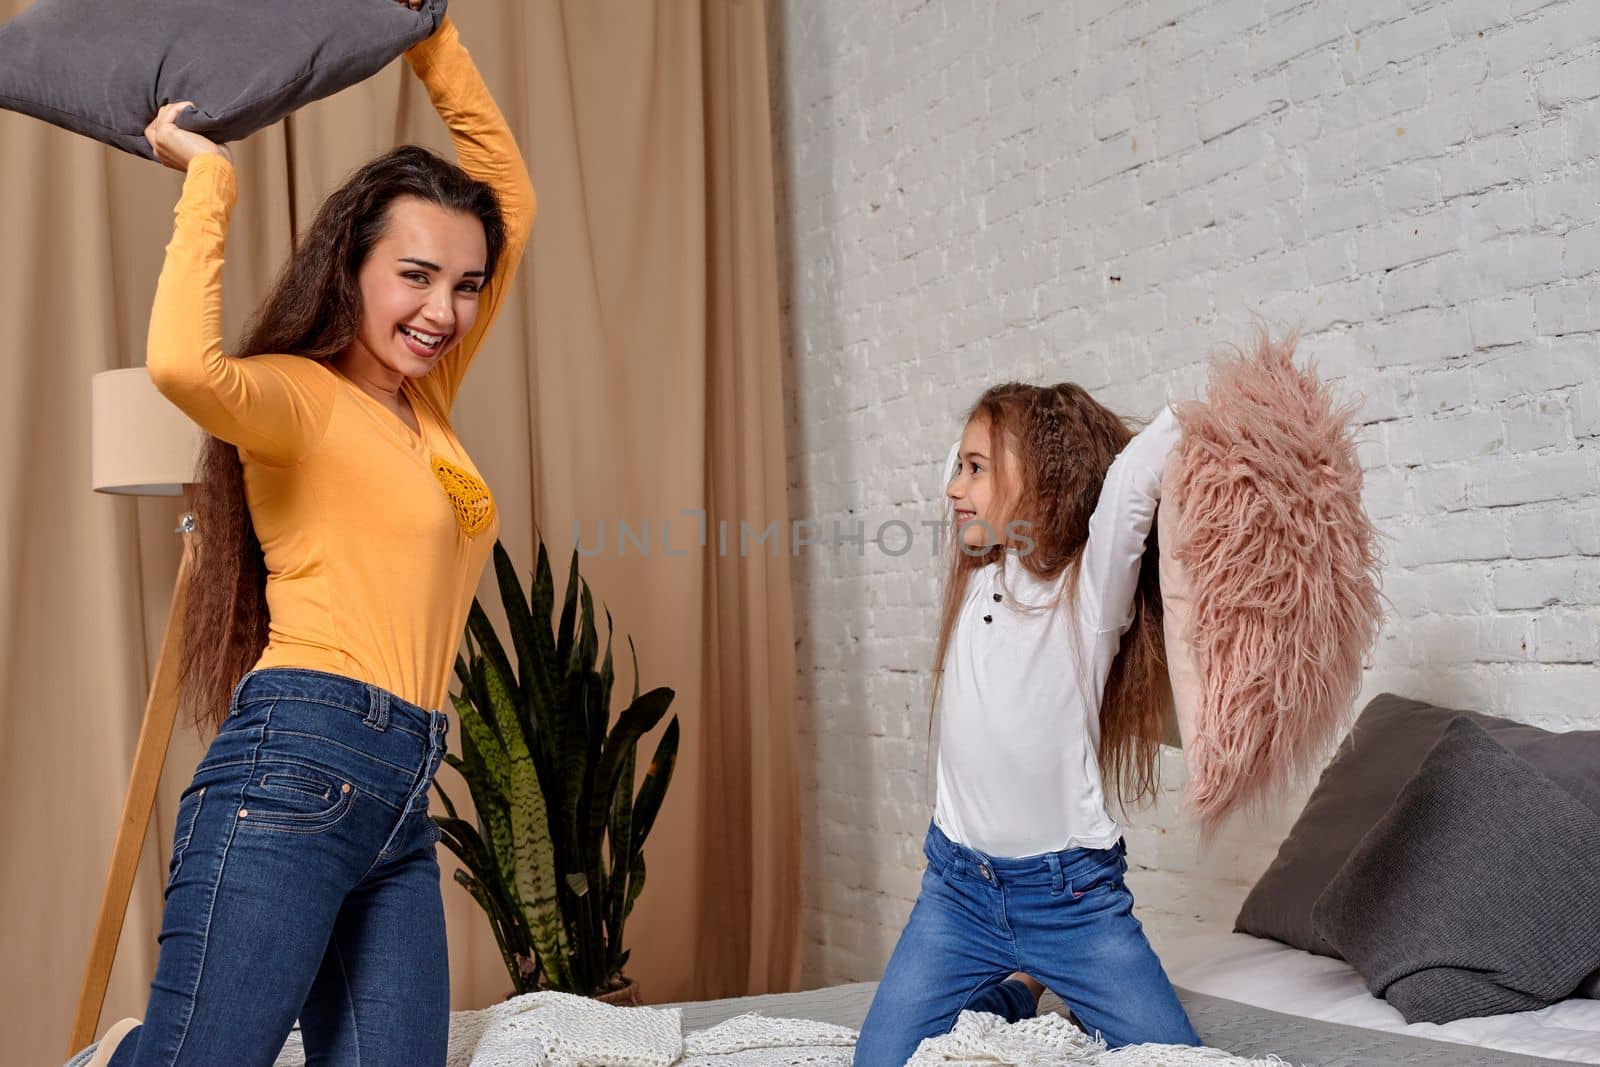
left=179, top=146, right=506, bottom=734
left=932, top=382, right=1170, bottom=808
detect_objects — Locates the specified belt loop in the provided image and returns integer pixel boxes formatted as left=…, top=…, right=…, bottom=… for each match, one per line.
left=1046, top=851, right=1064, bottom=894
left=364, top=686, right=390, bottom=731
left=430, top=711, right=447, bottom=766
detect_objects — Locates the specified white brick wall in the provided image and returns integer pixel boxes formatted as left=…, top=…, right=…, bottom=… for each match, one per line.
left=769, top=0, right=1600, bottom=988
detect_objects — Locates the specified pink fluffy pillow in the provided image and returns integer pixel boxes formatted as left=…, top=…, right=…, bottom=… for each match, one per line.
left=1160, top=331, right=1383, bottom=834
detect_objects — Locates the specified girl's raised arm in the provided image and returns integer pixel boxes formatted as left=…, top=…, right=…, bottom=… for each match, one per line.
left=1076, top=405, right=1181, bottom=635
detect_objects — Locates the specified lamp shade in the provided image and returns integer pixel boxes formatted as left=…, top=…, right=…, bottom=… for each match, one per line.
left=91, top=368, right=203, bottom=496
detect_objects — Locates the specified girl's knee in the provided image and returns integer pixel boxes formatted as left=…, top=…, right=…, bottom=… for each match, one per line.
left=1098, top=1010, right=1201, bottom=1050
left=853, top=1022, right=921, bottom=1067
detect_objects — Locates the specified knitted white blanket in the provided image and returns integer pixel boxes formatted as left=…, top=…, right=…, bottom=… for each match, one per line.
left=267, top=992, right=1291, bottom=1066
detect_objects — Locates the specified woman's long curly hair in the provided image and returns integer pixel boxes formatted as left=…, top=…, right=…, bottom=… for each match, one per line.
left=180, top=146, right=506, bottom=734
left=932, top=382, right=1169, bottom=808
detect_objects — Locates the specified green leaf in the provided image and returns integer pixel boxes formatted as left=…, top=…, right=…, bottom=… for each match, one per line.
left=435, top=780, right=459, bottom=821
left=493, top=543, right=539, bottom=695
left=547, top=672, right=587, bottom=883
left=455, top=727, right=517, bottom=905
left=482, top=652, right=572, bottom=990
left=554, top=549, right=579, bottom=674
left=521, top=543, right=563, bottom=825
left=575, top=578, right=600, bottom=676
left=599, top=607, right=615, bottom=743
left=631, top=715, right=680, bottom=850
left=625, top=853, right=647, bottom=917
left=454, top=869, right=529, bottom=994
left=579, top=667, right=606, bottom=838
left=522, top=540, right=560, bottom=717
left=452, top=693, right=511, bottom=800
left=586, top=688, right=674, bottom=871
left=532, top=536, right=556, bottom=622
left=605, top=739, right=636, bottom=972
left=467, top=599, right=515, bottom=707
left=434, top=814, right=492, bottom=879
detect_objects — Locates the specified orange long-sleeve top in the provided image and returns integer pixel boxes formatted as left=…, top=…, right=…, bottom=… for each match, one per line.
left=147, top=17, right=535, bottom=712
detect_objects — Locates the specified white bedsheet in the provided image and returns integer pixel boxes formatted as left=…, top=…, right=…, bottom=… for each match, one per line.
left=1155, top=928, right=1600, bottom=1064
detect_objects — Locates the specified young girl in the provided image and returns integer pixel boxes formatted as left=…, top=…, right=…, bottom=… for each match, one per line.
left=855, top=383, right=1200, bottom=1065
left=77, top=7, right=534, bottom=1066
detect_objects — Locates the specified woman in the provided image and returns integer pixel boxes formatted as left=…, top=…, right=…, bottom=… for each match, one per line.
left=79, top=8, right=534, bottom=1065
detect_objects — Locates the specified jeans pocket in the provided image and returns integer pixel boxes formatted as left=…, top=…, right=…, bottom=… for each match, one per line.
left=239, top=761, right=357, bottom=835
left=261, top=770, right=335, bottom=801
left=1066, top=851, right=1128, bottom=900
left=167, top=786, right=207, bottom=885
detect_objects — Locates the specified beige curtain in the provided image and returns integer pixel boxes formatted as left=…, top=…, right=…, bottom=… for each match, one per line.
left=0, top=1, right=798, bottom=1059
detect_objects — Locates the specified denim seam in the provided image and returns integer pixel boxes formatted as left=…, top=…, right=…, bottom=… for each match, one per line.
left=170, top=708, right=262, bottom=1062
left=995, top=883, right=1015, bottom=939
left=238, top=790, right=357, bottom=834
left=245, top=754, right=405, bottom=813
left=167, top=788, right=206, bottom=886
left=253, top=769, right=403, bottom=817
left=333, top=935, right=362, bottom=1065
left=264, top=729, right=419, bottom=776
left=192, top=757, right=253, bottom=773
left=253, top=755, right=354, bottom=789
left=236, top=695, right=431, bottom=741
left=363, top=731, right=438, bottom=875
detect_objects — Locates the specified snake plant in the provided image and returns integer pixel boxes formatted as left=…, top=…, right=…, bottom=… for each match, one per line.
left=433, top=537, right=680, bottom=997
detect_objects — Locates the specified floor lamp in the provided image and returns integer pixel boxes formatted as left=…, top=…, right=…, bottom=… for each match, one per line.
left=69, top=368, right=203, bottom=1055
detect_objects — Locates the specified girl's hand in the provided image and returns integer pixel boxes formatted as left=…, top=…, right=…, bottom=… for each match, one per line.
left=394, top=0, right=422, bottom=8
left=144, top=102, right=232, bottom=173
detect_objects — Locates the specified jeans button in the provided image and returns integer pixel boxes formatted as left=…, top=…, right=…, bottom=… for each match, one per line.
left=981, top=865, right=993, bottom=882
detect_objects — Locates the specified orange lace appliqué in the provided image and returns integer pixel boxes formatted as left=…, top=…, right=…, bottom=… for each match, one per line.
left=430, top=457, right=496, bottom=537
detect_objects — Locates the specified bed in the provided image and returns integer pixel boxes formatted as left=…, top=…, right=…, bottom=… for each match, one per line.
left=74, top=928, right=1596, bottom=1066
left=662, top=925, right=1600, bottom=1065
left=1155, top=927, right=1600, bottom=1065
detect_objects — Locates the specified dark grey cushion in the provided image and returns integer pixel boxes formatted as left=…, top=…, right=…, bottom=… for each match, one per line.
left=0, top=0, right=446, bottom=159
left=1311, top=718, right=1600, bottom=1023
left=1235, top=692, right=1600, bottom=1003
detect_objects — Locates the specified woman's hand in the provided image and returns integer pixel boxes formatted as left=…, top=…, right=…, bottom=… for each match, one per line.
left=394, top=0, right=422, bottom=8
left=144, top=102, right=232, bottom=173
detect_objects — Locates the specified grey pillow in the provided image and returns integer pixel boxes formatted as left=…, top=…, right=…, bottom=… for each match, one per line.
left=1236, top=692, right=1600, bottom=998
left=0, top=0, right=446, bottom=159
left=1311, top=718, right=1600, bottom=1023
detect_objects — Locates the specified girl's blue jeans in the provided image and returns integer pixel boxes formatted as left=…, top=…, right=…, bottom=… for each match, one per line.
left=855, top=822, right=1201, bottom=1065
left=109, top=668, right=451, bottom=1066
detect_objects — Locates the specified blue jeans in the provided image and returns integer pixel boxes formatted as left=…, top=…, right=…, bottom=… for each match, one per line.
left=110, top=668, right=451, bottom=1066
left=855, top=823, right=1200, bottom=1066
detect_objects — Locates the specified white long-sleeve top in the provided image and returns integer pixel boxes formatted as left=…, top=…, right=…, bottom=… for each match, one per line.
left=933, top=405, right=1180, bottom=857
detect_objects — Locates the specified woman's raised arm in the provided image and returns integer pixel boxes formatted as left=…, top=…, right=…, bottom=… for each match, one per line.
left=404, top=16, right=537, bottom=408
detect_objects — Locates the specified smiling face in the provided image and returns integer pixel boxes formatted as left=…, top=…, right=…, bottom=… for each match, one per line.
left=946, top=415, right=1018, bottom=550
left=346, top=195, right=489, bottom=383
